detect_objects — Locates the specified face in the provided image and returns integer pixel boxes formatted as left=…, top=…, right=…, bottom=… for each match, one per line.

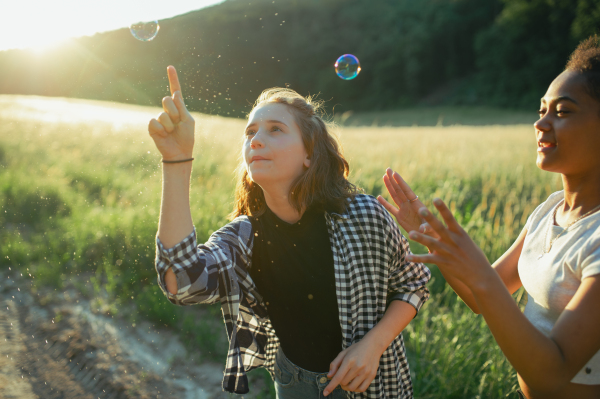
left=243, top=103, right=310, bottom=190
left=535, top=70, right=600, bottom=175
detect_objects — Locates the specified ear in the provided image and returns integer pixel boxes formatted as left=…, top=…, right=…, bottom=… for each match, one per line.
left=303, top=155, right=311, bottom=169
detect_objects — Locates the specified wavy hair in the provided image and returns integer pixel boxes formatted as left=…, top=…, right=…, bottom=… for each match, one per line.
left=229, top=88, right=358, bottom=220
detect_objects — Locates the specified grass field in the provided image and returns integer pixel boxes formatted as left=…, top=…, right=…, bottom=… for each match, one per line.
left=0, top=95, right=562, bottom=398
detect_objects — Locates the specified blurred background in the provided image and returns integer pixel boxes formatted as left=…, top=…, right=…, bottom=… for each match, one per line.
left=1, top=0, right=598, bottom=398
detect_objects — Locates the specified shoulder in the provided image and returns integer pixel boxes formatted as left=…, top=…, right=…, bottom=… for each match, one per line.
left=344, top=194, right=398, bottom=234
left=346, top=194, right=389, bottom=218
left=527, top=190, right=564, bottom=230
left=208, top=215, right=253, bottom=247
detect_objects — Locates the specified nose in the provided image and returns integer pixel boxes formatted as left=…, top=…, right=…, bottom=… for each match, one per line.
left=533, top=113, right=551, bottom=134
left=250, top=131, right=264, bottom=149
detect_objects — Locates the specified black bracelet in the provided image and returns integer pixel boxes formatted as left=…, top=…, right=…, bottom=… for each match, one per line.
left=162, top=158, right=194, bottom=164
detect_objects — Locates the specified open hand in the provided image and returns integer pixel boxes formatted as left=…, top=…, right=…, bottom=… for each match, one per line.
left=148, top=65, right=195, bottom=161
left=323, top=338, right=382, bottom=396
left=377, top=168, right=440, bottom=240
left=405, top=198, right=493, bottom=288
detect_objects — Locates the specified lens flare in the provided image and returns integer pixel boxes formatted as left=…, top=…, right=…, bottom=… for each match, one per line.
left=130, top=21, right=160, bottom=42
left=334, top=54, right=361, bottom=80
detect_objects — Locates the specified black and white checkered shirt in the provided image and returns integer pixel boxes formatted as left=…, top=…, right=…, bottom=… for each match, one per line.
left=155, top=194, right=430, bottom=398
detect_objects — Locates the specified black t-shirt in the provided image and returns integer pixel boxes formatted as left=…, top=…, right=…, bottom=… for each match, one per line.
left=249, top=205, right=343, bottom=372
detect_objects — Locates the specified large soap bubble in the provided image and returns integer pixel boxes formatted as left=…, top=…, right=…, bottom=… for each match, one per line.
left=130, top=21, right=160, bottom=42
left=335, top=54, right=361, bottom=80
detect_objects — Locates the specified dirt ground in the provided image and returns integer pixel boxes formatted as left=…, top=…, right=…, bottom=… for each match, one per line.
left=0, top=269, right=270, bottom=399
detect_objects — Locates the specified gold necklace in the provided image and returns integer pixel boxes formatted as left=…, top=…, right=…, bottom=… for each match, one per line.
left=538, top=199, right=600, bottom=260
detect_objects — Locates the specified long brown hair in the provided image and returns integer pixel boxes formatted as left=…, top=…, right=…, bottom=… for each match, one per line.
left=229, top=88, right=358, bottom=220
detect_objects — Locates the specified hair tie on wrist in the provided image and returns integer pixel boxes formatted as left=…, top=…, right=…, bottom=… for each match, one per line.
left=162, top=158, right=194, bottom=164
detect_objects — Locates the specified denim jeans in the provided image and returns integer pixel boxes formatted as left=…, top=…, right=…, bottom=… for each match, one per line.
left=274, top=347, right=352, bottom=399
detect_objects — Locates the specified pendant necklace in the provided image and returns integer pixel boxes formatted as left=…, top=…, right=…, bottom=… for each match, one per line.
left=538, top=199, right=600, bottom=260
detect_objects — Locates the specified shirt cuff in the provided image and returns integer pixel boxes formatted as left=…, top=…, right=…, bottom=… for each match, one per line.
left=387, top=290, right=429, bottom=315
left=155, top=228, right=197, bottom=301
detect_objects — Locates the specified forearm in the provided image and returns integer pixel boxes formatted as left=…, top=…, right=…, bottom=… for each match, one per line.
left=471, top=272, right=568, bottom=392
left=157, top=162, right=194, bottom=249
left=438, top=267, right=480, bottom=313
left=363, top=301, right=416, bottom=355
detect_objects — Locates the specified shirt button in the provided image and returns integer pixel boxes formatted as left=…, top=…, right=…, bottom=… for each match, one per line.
left=319, top=376, right=328, bottom=384
left=586, top=367, right=592, bottom=374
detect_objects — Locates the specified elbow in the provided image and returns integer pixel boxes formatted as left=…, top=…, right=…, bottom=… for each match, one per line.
left=165, top=267, right=178, bottom=295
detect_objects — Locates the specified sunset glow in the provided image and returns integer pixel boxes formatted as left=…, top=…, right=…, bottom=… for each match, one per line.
left=1, top=0, right=223, bottom=52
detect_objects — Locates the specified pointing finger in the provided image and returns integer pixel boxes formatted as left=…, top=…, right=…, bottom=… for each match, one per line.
left=167, top=65, right=181, bottom=96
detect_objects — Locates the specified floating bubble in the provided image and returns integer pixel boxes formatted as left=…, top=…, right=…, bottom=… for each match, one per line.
left=130, top=20, right=160, bottom=42
left=334, top=54, right=361, bottom=80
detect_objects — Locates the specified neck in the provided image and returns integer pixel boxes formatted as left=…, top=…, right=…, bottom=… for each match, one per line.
left=560, top=170, right=600, bottom=218
left=261, top=183, right=304, bottom=224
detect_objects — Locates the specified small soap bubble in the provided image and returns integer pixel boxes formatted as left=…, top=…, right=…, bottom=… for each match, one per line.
left=334, top=54, right=361, bottom=80
left=130, top=20, right=160, bottom=42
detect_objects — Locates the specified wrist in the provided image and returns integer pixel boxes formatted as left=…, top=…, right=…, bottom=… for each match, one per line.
left=161, top=152, right=194, bottom=162
left=362, top=329, right=390, bottom=356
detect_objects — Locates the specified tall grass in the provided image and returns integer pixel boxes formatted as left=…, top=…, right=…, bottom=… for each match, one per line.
left=0, top=95, right=561, bottom=398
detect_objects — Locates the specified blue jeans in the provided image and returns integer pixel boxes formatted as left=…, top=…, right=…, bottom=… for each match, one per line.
left=274, top=347, right=351, bottom=399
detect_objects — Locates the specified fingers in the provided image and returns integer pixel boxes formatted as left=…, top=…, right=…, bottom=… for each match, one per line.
left=377, top=195, right=399, bottom=217
left=416, top=206, right=454, bottom=242
left=391, top=170, right=417, bottom=201
left=432, top=198, right=463, bottom=233
left=383, top=169, right=408, bottom=205
left=407, top=230, right=447, bottom=254
left=157, top=112, right=175, bottom=133
left=405, top=251, right=441, bottom=264
left=419, top=222, right=442, bottom=240
left=148, top=118, right=166, bottom=138
left=324, top=361, right=350, bottom=396
left=167, top=65, right=181, bottom=96
left=162, top=96, right=180, bottom=125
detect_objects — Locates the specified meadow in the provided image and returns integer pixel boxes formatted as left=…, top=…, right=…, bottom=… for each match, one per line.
left=0, top=95, right=562, bottom=398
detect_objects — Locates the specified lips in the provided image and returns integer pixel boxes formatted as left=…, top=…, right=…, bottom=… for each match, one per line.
left=537, top=141, right=556, bottom=153
left=250, top=155, right=269, bottom=163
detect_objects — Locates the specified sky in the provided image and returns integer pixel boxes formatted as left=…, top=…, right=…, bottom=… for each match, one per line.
left=1, top=0, right=224, bottom=52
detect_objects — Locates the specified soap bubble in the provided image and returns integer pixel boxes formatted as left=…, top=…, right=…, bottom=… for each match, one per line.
left=334, top=54, right=361, bottom=80
left=130, top=20, right=160, bottom=42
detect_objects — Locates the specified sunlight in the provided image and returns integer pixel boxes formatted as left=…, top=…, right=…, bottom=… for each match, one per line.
left=0, top=0, right=223, bottom=52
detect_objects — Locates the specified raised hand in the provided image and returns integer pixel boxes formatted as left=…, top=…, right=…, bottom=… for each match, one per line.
left=377, top=168, right=439, bottom=239
left=405, top=198, right=493, bottom=288
left=148, top=65, right=195, bottom=161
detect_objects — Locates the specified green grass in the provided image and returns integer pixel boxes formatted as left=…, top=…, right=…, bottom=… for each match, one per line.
left=0, top=95, right=561, bottom=398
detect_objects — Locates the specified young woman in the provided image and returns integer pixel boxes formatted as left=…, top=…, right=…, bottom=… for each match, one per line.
left=148, top=66, right=430, bottom=398
left=378, top=36, right=600, bottom=399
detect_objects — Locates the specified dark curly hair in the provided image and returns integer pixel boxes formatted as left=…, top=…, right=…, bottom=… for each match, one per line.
left=565, top=35, right=600, bottom=103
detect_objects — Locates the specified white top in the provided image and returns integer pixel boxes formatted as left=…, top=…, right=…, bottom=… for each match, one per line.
left=519, top=191, right=600, bottom=384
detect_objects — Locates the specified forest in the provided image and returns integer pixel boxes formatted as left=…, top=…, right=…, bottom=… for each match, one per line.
left=1, top=0, right=598, bottom=116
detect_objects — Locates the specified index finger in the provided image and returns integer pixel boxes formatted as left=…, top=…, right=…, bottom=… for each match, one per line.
left=324, top=363, right=350, bottom=396
left=167, top=65, right=182, bottom=96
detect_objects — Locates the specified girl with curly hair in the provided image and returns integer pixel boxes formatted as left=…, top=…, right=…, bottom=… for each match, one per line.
left=380, top=35, right=600, bottom=399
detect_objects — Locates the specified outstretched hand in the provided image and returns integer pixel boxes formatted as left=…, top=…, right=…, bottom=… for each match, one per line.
left=377, top=168, right=440, bottom=240
left=148, top=65, right=195, bottom=161
left=405, top=198, right=493, bottom=288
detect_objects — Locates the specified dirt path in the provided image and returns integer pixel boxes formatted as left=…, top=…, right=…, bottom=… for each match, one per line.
left=0, top=270, right=269, bottom=398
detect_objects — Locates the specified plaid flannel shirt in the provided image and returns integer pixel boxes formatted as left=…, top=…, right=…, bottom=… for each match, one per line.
left=155, top=194, right=430, bottom=398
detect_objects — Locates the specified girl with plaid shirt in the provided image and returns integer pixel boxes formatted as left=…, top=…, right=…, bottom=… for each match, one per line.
left=149, top=66, right=430, bottom=398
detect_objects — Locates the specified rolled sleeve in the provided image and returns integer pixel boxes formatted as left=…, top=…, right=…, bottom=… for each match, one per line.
left=386, top=220, right=431, bottom=315
left=155, top=228, right=221, bottom=306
